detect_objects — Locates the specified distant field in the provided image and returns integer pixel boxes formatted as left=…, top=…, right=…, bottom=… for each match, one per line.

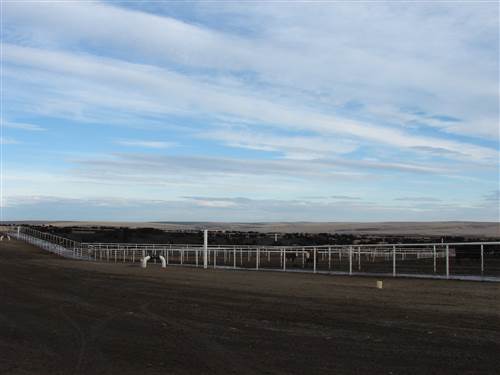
left=1, top=239, right=499, bottom=374
left=4, top=220, right=500, bottom=237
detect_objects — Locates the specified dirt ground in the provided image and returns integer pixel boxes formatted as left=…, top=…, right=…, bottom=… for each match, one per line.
left=1, top=239, right=499, bottom=375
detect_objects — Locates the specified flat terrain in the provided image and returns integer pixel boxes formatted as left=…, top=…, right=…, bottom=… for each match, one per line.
left=4, top=221, right=500, bottom=237
left=1, top=239, right=499, bottom=374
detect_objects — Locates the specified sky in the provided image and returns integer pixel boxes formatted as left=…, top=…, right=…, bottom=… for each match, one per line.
left=1, top=0, right=499, bottom=222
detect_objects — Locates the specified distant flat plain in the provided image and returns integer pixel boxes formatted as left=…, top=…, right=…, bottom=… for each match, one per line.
left=5, top=221, right=500, bottom=237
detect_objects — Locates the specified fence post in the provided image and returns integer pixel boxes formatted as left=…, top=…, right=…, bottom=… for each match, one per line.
left=256, top=248, right=259, bottom=270
left=313, top=248, right=317, bottom=274
left=203, top=230, right=208, bottom=269
left=445, top=244, right=449, bottom=279
left=358, top=246, right=361, bottom=270
left=349, top=246, right=352, bottom=275
left=480, top=244, right=484, bottom=276
left=283, top=249, right=286, bottom=271
left=433, top=245, right=436, bottom=273
left=233, top=247, right=236, bottom=269
left=328, top=247, right=331, bottom=270
left=392, top=245, right=396, bottom=277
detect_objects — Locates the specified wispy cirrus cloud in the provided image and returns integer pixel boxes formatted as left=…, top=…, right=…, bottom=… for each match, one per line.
left=330, top=195, right=362, bottom=201
left=2, top=1, right=498, bottom=221
left=482, top=190, right=500, bottom=203
left=394, top=197, right=442, bottom=202
left=3, top=44, right=497, bottom=163
left=199, top=127, right=358, bottom=160
left=2, top=120, right=45, bottom=131
left=4, top=1, right=497, bottom=138
left=114, top=139, right=175, bottom=149
left=68, top=153, right=447, bottom=182
left=0, top=137, right=19, bottom=145
left=4, top=194, right=499, bottom=222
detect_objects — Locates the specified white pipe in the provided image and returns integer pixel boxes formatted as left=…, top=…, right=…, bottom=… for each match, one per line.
left=141, top=255, right=151, bottom=268
left=433, top=245, right=436, bottom=273
left=159, top=255, right=166, bottom=268
left=392, top=245, right=396, bottom=277
left=313, top=248, right=317, bottom=273
left=349, top=246, right=353, bottom=275
left=446, top=245, right=449, bottom=279
left=203, top=230, right=208, bottom=269
left=480, top=244, right=484, bottom=275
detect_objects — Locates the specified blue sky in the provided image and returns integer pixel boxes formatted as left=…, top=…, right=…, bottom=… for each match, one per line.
left=1, top=1, right=499, bottom=222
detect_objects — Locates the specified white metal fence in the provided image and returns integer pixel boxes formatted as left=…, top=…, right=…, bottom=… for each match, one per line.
left=9, top=226, right=500, bottom=281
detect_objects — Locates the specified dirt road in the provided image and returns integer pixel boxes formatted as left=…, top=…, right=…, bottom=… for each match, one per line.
left=0, top=239, right=499, bottom=374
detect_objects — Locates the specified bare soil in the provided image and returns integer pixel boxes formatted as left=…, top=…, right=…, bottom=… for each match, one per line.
left=1, top=239, right=499, bottom=374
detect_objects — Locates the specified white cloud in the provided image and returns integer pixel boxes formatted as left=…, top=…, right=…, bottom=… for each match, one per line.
left=3, top=194, right=498, bottom=222
left=0, top=137, right=18, bottom=145
left=188, top=197, right=239, bottom=208
left=482, top=190, right=500, bottom=203
left=4, top=1, right=498, bottom=138
left=2, top=2, right=498, bottom=221
left=115, top=139, right=175, bottom=149
left=4, top=152, right=453, bottom=209
left=68, top=153, right=446, bottom=182
left=201, top=127, right=358, bottom=160
left=2, top=120, right=45, bottom=131
left=3, top=44, right=497, bottom=163
left=394, top=197, right=442, bottom=202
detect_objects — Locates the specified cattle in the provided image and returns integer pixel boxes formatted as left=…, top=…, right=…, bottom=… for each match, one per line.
left=285, top=251, right=297, bottom=263
left=454, top=245, right=480, bottom=263
left=285, top=250, right=313, bottom=267
left=454, top=244, right=500, bottom=264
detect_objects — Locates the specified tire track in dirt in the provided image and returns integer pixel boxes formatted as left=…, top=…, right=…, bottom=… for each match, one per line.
left=58, top=305, right=121, bottom=375
left=138, top=301, right=262, bottom=374
left=58, top=305, right=87, bottom=375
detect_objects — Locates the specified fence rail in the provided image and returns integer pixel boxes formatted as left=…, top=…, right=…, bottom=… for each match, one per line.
left=8, top=226, right=500, bottom=281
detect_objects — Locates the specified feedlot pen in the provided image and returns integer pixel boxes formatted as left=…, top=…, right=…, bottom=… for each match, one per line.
left=11, top=227, right=500, bottom=281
